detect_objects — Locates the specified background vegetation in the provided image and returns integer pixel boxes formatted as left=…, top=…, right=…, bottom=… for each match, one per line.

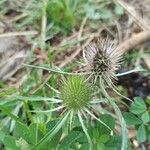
left=0, top=0, right=150, bottom=149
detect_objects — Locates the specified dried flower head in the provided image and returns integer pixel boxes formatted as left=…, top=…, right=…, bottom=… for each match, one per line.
left=83, top=38, right=123, bottom=87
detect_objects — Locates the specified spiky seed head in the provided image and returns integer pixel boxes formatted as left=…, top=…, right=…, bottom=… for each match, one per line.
left=83, top=38, right=123, bottom=85
left=60, top=76, right=92, bottom=110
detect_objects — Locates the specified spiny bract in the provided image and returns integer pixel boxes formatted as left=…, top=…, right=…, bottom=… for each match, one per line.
left=60, top=76, right=92, bottom=110
left=83, top=38, right=123, bottom=86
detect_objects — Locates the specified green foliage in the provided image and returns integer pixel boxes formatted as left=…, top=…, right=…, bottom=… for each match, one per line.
left=146, top=96, right=150, bottom=104
left=1, top=0, right=149, bottom=149
left=0, top=96, right=124, bottom=150
left=123, top=112, right=142, bottom=125
left=122, top=50, right=141, bottom=68
left=114, top=4, right=124, bottom=16
left=99, top=9, right=112, bottom=20
left=16, top=0, right=43, bottom=29
left=0, top=88, right=16, bottom=98
left=130, top=97, right=147, bottom=114
left=89, top=114, right=122, bottom=150
left=59, top=131, right=82, bottom=149
left=84, top=1, right=124, bottom=23
left=46, top=0, right=79, bottom=34
left=3, top=136, right=21, bottom=150
left=124, top=97, right=150, bottom=143
left=137, top=124, right=147, bottom=143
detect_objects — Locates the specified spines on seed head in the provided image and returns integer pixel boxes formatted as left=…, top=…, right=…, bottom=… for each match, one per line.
left=60, top=76, right=92, bottom=110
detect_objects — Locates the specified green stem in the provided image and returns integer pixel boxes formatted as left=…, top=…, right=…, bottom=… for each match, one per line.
left=23, top=64, right=87, bottom=75
left=100, top=78, right=128, bottom=150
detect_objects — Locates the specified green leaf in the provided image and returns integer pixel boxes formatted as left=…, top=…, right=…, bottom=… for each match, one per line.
left=99, top=114, right=115, bottom=130
left=46, top=120, right=62, bottom=149
left=130, top=97, right=147, bottom=114
left=100, top=9, right=112, bottom=19
left=32, top=112, right=70, bottom=149
left=85, top=4, right=101, bottom=20
left=0, top=130, right=6, bottom=143
left=66, top=0, right=80, bottom=11
left=0, top=87, right=16, bottom=97
left=0, top=105, right=23, bottom=124
left=123, top=112, right=142, bottom=125
left=3, top=135, right=21, bottom=150
left=105, top=135, right=122, bottom=150
left=15, top=123, right=39, bottom=145
left=79, top=143, right=90, bottom=150
left=59, top=131, right=82, bottom=149
left=146, top=96, right=150, bottom=105
left=29, top=124, right=39, bottom=145
left=137, top=124, right=147, bottom=143
left=147, top=126, right=150, bottom=141
left=16, top=138, right=31, bottom=150
left=76, top=133, right=88, bottom=143
left=15, top=123, right=32, bottom=144
left=92, top=128, right=99, bottom=139
left=141, top=111, right=150, bottom=124
left=46, top=0, right=76, bottom=33
left=114, top=4, right=124, bottom=16
left=99, top=134, right=109, bottom=143
left=96, top=143, right=105, bottom=150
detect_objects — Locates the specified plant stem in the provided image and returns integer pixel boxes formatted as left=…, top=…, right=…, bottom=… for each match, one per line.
left=100, top=77, right=128, bottom=150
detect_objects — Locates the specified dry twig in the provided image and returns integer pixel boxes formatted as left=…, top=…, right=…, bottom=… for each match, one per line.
left=113, top=0, right=150, bottom=30
left=0, top=31, right=38, bottom=38
left=118, top=30, right=150, bottom=53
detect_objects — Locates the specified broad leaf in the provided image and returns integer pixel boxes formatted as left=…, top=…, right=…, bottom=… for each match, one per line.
left=99, top=114, right=115, bottom=130
left=137, top=124, right=147, bottom=143
left=130, top=97, right=146, bottom=114
left=16, top=138, right=31, bottom=150
left=141, top=111, right=150, bottom=124
left=114, top=4, right=124, bottom=16
left=123, top=112, right=142, bottom=125
left=146, top=97, right=150, bottom=105
left=3, top=135, right=20, bottom=150
left=59, top=131, right=82, bottom=149
left=15, top=123, right=32, bottom=144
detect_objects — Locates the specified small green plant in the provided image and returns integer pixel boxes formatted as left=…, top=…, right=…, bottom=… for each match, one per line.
left=28, top=76, right=114, bottom=149
left=46, top=0, right=77, bottom=34
left=1, top=37, right=144, bottom=150
left=84, top=1, right=124, bottom=22
left=124, top=97, right=150, bottom=143
left=1, top=0, right=149, bottom=149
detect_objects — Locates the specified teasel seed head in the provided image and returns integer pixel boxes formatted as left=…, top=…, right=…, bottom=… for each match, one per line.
left=60, top=76, right=92, bottom=110
left=31, top=76, right=113, bottom=149
left=83, top=38, right=123, bottom=86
